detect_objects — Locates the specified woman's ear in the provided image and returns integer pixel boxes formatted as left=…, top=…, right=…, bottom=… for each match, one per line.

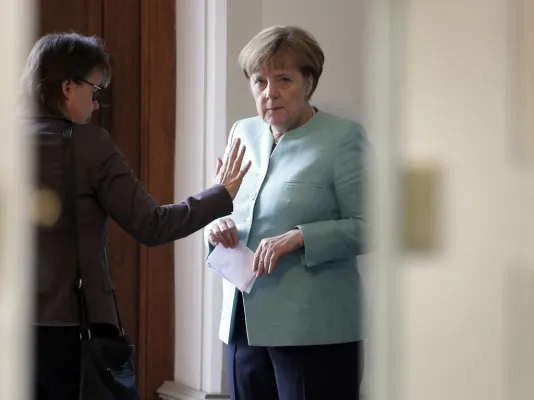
left=304, top=75, right=313, bottom=97
left=61, top=79, right=72, bottom=100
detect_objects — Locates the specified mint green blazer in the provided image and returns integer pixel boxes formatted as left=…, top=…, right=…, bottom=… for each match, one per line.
left=206, top=109, right=372, bottom=347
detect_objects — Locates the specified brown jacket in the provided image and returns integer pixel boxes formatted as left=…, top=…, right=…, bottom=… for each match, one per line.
left=29, top=110, right=233, bottom=327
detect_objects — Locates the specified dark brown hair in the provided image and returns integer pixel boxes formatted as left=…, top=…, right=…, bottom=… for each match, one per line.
left=21, top=32, right=111, bottom=115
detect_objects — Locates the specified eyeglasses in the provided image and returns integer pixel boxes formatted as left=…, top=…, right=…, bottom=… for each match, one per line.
left=78, top=78, right=102, bottom=102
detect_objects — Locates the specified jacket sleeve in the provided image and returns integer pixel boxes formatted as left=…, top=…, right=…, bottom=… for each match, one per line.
left=296, top=124, right=373, bottom=267
left=90, top=129, right=233, bottom=246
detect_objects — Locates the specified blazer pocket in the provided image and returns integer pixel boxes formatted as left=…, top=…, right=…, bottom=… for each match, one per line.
left=285, top=181, right=324, bottom=189
left=102, top=274, right=115, bottom=293
left=281, top=181, right=328, bottom=221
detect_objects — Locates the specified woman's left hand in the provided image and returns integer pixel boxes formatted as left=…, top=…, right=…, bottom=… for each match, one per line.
left=253, top=229, right=304, bottom=277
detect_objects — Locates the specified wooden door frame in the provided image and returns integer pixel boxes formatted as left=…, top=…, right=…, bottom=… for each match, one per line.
left=138, top=1, right=176, bottom=398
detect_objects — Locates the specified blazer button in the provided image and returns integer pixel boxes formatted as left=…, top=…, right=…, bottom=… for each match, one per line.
left=250, top=192, right=257, bottom=200
left=245, top=217, right=252, bottom=226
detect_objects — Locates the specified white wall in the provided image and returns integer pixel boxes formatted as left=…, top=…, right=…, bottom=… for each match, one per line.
left=171, top=0, right=374, bottom=397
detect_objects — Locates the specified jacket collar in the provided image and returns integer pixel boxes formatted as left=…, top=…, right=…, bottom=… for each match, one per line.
left=24, top=102, right=71, bottom=122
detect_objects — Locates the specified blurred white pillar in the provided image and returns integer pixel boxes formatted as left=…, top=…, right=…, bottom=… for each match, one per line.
left=0, top=0, right=36, bottom=399
left=377, top=0, right=534, bottom=399
left=362, top=0, right=404, bottom=398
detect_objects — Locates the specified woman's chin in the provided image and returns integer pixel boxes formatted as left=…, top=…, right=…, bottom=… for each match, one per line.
left=264, top=116, right=288, bottom=127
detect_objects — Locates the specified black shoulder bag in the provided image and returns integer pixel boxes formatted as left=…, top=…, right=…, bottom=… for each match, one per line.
left=62, top=125, right=140, bottom=400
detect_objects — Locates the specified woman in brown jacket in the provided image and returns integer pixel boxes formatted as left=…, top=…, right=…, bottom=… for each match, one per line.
left=22, top=32, right=250, bottom=399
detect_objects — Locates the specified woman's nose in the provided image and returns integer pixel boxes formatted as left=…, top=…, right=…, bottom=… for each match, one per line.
left=93, top=100, right=100, bottom=111
left=266, top=83, right=279, bottom=99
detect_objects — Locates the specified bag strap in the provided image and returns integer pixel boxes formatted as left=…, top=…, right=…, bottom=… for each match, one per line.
left=61, top=125, right=125, bottom=335
left=62, top=125, right=92, bottom=338
left=61, top=125, right=89, bottom=400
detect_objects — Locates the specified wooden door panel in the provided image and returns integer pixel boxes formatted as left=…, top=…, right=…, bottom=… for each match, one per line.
left=138, top=0, right=177, bottom=397
left=38, top=0, right=102, bottom=37
left=102, top=0, right=142, bottom=366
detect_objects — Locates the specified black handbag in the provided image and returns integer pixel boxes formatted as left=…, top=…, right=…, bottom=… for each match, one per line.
left=62, top=125, right=140, bottom=400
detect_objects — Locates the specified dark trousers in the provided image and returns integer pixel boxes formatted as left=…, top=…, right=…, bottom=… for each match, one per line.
left=35, top=323, right=119, bottom=400
left=227, top=294, right=364, bottom=400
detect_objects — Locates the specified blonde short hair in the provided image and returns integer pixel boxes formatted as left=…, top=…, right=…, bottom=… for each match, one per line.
left=238, top=26, right=325, bottom=98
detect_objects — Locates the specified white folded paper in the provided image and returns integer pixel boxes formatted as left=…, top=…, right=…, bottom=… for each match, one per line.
left=206, top=242, right=257, bottom=293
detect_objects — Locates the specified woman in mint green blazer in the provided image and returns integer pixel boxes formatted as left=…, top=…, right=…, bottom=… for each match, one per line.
left=206, top=25, right=372, bottom=400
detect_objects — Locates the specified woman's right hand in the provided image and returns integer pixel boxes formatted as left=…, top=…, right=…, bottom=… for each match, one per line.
left=207, top=217, right=239, bottom=248
left=214, top=137, right=251, bottom=200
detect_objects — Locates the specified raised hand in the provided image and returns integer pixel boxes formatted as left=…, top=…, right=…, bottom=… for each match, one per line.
left=214, top=138, right=251, bottom=200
